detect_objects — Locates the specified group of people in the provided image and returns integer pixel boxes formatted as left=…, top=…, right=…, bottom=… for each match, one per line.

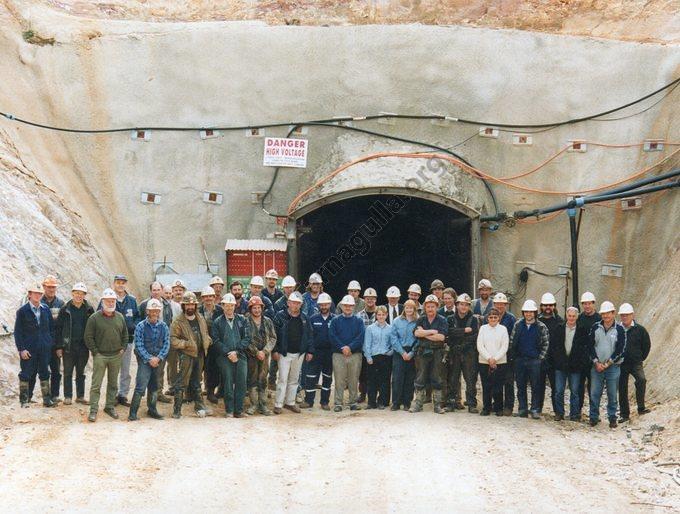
left=13, top=271, right=651, bottom=428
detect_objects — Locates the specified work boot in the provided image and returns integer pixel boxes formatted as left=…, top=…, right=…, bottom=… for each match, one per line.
left=128, top=391, right=142, bottom=421
left=258, top=391, right=272, bottom=416
left=76, top=397, right=89, bottom=405
left=468, top=406, right=479, bottom=414
left=246, top=387, right=259, bottom=415
left=172, top=392, right=183, bottom=419
left=116, top=395, right=131, bottom=407
left=19, top=380, right=30, bottom=408
left=358, top=392, right=366, bottom=404
left=502, top=408, right=513, bottom=417
left=409, top=390, right=424, bottom=413
left=88, top=411, right=97, bottom=422
left=157, top=393, right=171, bottom=404
left=207, top=392, right=219, bottom=405
left=104, top=407, right=119, bottom=419
left=147, top=391, right=164, bottom=420
left=433, top=391, right=446, bottom=414
left=40, top=380, right=56, bottom=408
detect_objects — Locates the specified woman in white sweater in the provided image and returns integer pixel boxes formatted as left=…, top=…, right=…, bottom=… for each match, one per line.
left=477, top=308, right=509, bottom=416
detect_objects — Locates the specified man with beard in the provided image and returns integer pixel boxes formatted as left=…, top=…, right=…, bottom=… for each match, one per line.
left=245, top=296, right=277, bottom=415
left=472, top=279, right=494, bottom=320
left=231, top=281, right=248, bottom=315
left=537, top=292, right=563, bottom=415
left=446, top=293, right=479, bottom=413
left=262, top=269, right=283, bottom=306
left=301, top=293, right=335, bottom=410
left=302, top=273, right=325, bottom=318
left=407, top=284, right=423, bottom=315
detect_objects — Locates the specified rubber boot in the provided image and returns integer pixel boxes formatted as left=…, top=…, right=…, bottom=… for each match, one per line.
left=258, top=390, right=272, bottom=416
left=433, top=390, right=447, bottom=414
left=409, top=389, right=424, bottom=413
left=40, top=380, right=56, bottom=408
left=172, top=391, right=183, bottom=419
left=128, top=391, right=142, bottom=421
left=19, top=380, right=30, bottom=408
left=246, top=387, right=258, bottom=415
left=147, top=391, right=164, bottom=420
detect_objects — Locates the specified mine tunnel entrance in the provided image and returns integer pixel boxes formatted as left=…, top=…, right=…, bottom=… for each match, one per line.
left=294, top=194, right=474, bottom=302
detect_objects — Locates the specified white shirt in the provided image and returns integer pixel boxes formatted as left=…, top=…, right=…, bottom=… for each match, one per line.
left=565, top=324, right=576, bottom=356
left=476, top=323, right=509, bottom=364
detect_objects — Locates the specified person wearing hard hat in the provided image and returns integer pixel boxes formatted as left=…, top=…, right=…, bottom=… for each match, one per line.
left=54, top=283, right=95, bottom=406
left=336, top=280, right=364, bottom=314
left=476, top=307, right=509, bottom=416
left=244, top=296, right=277, bottom=416
left=129, top=298, right=170, bottom=421
left=407, top=284, right=423, bottom=315
left=438, top=288, right=457, bottom=318
left=95, top=274, right=139, bottom=408
left=383, top=286, right=403, bottom=324
left=14, top=283, right=56, bottom=408
left=363, top=306, right=394, bottom=409
left=301, top=292, right=336, bottom=410
left=472, top=279, right=494, bottom=319
left=357, top=288, right=379, bottom=404
left=34, top=275, right=65, bottom=404
left=84, top=288, right=129, bottom=422
left=552, top=306, right=589, bottom=421
left=389, top=300, right=419, bottom=410
left=446, top=293, right=480, bottom=413
left=329, top=294, right=366, bottom=412
left=169, top=292, right=212, bottom=419
left=618, top=303, right=651, bottom=422
left=509, top=299, right=550, bottom=420
left=246, top=276, right=276, bottom=320
left=209, top=276, right=225, bottom=302
left=272, top=291, right=312, bottom=414
left=211, top=293, right=250, bottom=417
left=274, top=275, right=297, bottom=313
left=199, top=286, right=224, bottom=405
left=411, top=295, right=448, bottom=414
left=169, top=279, right=186, bottom=318
left=576, top=291, right=601, bottom=414
left=491, top=292, right=517, bottom=416
left=262, top=269, right=283, bottom=306
left=537, top=292, right=564, bottom=416
left=430, top=279, right=445, bottom=301
left=588, top=301, right=626, bottom=428
left=303, top=272, right=331, bottom=318
left=230, top=281, right=248, bottom=315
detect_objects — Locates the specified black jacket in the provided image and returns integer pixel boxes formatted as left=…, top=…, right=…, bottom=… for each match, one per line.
left=622, top=323, right=651, bottom=364
left=447, top=311, right=479, bottom=354
left=55, top=300, right=95, bottom=351
left=538, top=313, right=564, bottom=367
left=550, top=322, right=590, bottom=372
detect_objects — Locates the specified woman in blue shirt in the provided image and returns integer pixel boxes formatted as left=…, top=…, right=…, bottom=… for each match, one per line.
left=364, top=306, right=394, bottom=409
left=388, top=300, right=419, bottom=411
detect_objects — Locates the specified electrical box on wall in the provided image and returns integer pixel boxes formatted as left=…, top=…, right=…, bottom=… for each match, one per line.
left=512, top=134, right=533, bottom=146
left=245, top=127, right=265, bottom=137
left=568, top=140, right=587, bottom=152
left=479, top=127, right=499, bottom=138
left=643, top=139, right=664, bottom=152
left=601, top=263, right=623, bottom=278
left=131, top=130, right=150, bottom=142
left=621, top=197, right=642, bottom=210
left=203, top=191, right=223, bottom=205
left=141, top=192, right=161, bottom=205
left=200, top=129, right=220, bottom=140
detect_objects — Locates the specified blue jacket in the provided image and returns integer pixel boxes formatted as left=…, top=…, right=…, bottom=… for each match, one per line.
left=364, top=321, right=394, bottom=361
left=309, top=312, right=336, bottom=353
left=211, top=314, right=250, bottom=356
left=389, top=317, right=418, bottom=357
left=329, top=314, right=365, bottom=354
left=98, top=293, right=139, bottom=337
left=40, top=295, right=64, bottom=339
left=589, top=321, right=626, bottom=364
left=273, top=309, right=312, bottom=356
left=14, top=302, right=53, bottom=353
left=301, top=292, right=336, bottom=318
left=509, top=319, right=549, bottom=360
left=134, top=318, right=170, bottom=363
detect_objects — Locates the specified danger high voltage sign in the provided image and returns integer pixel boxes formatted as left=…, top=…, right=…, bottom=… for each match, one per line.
left=263, top=137, right=308, bottom=168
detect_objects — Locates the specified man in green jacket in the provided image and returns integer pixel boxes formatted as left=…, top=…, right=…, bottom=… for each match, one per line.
left=84, top=288, right=128, bottom=422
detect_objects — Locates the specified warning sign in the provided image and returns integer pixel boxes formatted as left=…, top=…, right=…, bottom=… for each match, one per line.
left=263, top=137, right=308, bottom=168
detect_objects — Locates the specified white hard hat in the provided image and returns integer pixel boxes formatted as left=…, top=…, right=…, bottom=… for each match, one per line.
left=265, top=269, right=279, bottom=279
left=493, top=292, right=508, bottom=303
left=27, top=283, right=44, bottom=294
left=281, top=275, right=296, bottom=287
left=599, top=301, right=616, bottom=314
left=101, top=288, right=117, bottom=300
left=308, top=273, right=323, bottom=284
left=386, top=286, right=401, bottom=298
left=209, top=276, right=224, bottom=286
left=317, top=293, right=332, bottom=304
left=171, top=279, right=186, bottom=290
left=288, top=291, right=304, bottom=303
left=249, top=276, right=265, bottom=287
left=347, top=280, right=361, bottom=291
left=407, top=284, right=422, bottom=294
left=478, top=279, right=492, bottom=289
left=456, top=293, right=472, bottom=304
left=201, top=286, right=216, bottom=297
left=363, top=288, right=377, bottom=298
left=540, top=292, right=557, bottom=305
left=521, top=299, right=538, bottom=312
left=423, top=294, right=439, bottom=306
left=580, top=291, right=596, bottom=303
left=220, top=293, right=236, bottom=305
left=618, top=303, right=634, bottom=315
left=146, top=298, right=163, bottom=311
left=340, top=294, right=356, bottom=306
left=72, top=282, right=88, bottom=294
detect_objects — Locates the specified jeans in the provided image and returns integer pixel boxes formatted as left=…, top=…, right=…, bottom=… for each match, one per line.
left=479, top=363, right=506, bottom=413
left=536, top=361, right=557, bottom=414
left=515, top=357, right=542, bottom=414
left=504, top=360, right=515, bottom=411
left=133, top=355, right=163, bottom=395
left=447, top=350, right=478, bottom=407
left=63, top=342, right=90, bottom=399
left=554, top=369, right=581, bottom=418
left=590, top=365, right=621, bottom=422
left=305, top=349, right=333, bottom=406
left=117, top=342, right=134, bottom=398
left=366, top=354, right=392, bottom=407
left=218, top=353, right=248, bottom=413
left=391, top=353, right=416, bottom=408
left=89, top=352, right=122, bottom=413
left=618, top=362, right=647, bottom=418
